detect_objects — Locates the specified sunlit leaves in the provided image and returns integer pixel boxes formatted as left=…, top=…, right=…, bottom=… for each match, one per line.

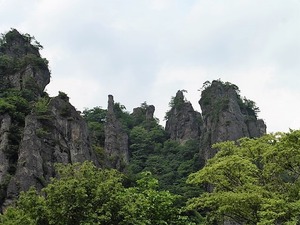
left=0, top=162, right=191, bottom=225
left=187, top=130, right=300, bottom=224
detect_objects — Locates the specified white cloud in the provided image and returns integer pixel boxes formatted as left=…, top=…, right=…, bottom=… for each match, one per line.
left=149, top=0, right=172, bottom=10
left=150, top=65, right=210, bottom=122
left=1, top=0, right=300, bottom=132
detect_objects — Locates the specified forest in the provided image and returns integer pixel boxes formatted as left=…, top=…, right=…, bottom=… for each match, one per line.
left=2, top=129, right=300, bottom=224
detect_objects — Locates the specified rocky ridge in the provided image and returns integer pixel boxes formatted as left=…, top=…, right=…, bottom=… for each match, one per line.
left=198, top=80, right=266, bottom=161
left=165, top=81, right=266, bottom=166
left=0, top=29, right=267, bottom=211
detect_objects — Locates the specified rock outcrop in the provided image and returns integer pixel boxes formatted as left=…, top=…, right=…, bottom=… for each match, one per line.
left=131, top=103, right=156, bottom=129
left=164, top=81, right=266, bottom=167
left=104, top=95, right=129, bottom=171
left=0, top=29, right=98, bottom=210
left=0, top=29, right=50, bottom=95
left=3, top=96, right=98, bottom=208
left=165, top=90, right=203, bottom=142
left=199, top=80, right=266, bottom=163
left=0, top=29, right=268, bottom=214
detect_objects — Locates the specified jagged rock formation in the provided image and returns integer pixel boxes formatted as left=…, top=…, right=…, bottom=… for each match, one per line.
left=165, top=82, right=266, bottom=167
left=3, top=96, right=98, bottom=208
left=199, top=80, right=266, bottom=163
left=165, top=90, right=203, bottom=142
left=0, top=30, right=98, bottom=210
left=132, top=104, right=155, bottom=124
left=0, top=29, right=50, bottom=95
left=0, top=29, right=268, bottom=218
left=131, top=103, right=157, bottom=131
left=145, top=105, right=155, bottom=121
left=104, top=95, right=129, bottom=171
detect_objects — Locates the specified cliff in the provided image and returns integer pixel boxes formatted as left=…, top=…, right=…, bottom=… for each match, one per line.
left=199, top=80, right=266, bottom=162
left=0, top=29, right=268, bottom=213
left=0, top=29, right=50, bottom=96
left=165, top=81, right=266, bottom=167
left=0, top=29, right=98, bottom=210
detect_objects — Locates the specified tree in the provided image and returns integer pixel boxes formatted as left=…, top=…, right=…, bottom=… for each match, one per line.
left=82, top=106, right=107, bottom=147
left=187, top=130, right=300, bottom=224
left=0, top=162, right=193, bottom=225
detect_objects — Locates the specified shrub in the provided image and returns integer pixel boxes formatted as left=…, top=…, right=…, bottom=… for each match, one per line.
left=58, top=91, right=69, bottom=101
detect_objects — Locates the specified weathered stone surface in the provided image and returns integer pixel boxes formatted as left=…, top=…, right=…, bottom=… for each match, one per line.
left=0, top=29, right=100, bottom=210
left=0, top=114, right=11, bottom=184
left=165, top=90, right=203, bottom=142
left=247, top=119, right=267, bottom=138
left=0, top=29, right=40, bottom=57
left=3, top=97, right=98, bottom=209
left=145, top=105, right=155, bottom=121
left=11, top=64, right=50, bottom=93
left=198, top=80, right=266, bottom=163
left=0, top=29, right=50, bottom=95
left=131, top=103, right=156, bottom=129
left=104, top=95, right=129, bottom=171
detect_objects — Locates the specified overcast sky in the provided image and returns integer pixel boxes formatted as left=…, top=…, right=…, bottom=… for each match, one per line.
left=1, top=0, right=300, bottom=133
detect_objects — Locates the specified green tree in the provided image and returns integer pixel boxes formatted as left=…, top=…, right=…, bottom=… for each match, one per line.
left=130, top=126, right=153, bottom=157
left=82, top=107, right=107, bottom=158
left=187, top=130, right=300, bottom=224
left=0, top=162, right=193, bottom=225
left=113, top=102, right=134, bottom=130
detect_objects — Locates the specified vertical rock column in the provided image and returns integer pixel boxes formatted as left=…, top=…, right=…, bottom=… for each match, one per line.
left=104, top=95, right=129, bottom=171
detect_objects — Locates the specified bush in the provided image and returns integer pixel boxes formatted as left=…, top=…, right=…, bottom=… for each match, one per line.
left=58, top=91, right=69, bottom=101
left=36, top=128, right=50, bottom=138
left=34, top=97, right=49, bottom=116
left=0, top=98, right=15, bottom=114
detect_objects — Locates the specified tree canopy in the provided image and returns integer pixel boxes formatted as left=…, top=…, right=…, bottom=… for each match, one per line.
left=187, top=130, right=300, bottom=225
left=0, top=162, right=194, bottom=225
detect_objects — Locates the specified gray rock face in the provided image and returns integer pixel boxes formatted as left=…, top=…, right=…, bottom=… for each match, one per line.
left=2, top=96, right=98, bottom=209
left=104, top=95, right=129, bottom=171
left=0, top=29, right=50, bottom=95
left=0, top=29, right=100, bottom=210
left=199, top=80, right=266, bottom=162
left=0, top=29, right=40, bottom=58
left=131, top=103, right=156, bottom=129
left=145, top=105, right=155, bottom=121
left=0, top=114, right=11, bottom=184
left=165, top=90, right=203, bottom=142
left=8, top=64, right=50, bottom=94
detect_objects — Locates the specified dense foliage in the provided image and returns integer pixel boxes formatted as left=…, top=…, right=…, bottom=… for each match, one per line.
left=187, top=130, right=300, bottom=224
left=0, top=162, right=194, bottom=225
left=82, top=102, right=203, bottom=214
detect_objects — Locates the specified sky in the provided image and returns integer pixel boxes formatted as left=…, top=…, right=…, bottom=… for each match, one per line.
left=0, top=0, right=300, bottom=133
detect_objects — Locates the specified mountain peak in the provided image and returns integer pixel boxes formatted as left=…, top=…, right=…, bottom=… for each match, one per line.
left=0, top=29, right=50, bottom=96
